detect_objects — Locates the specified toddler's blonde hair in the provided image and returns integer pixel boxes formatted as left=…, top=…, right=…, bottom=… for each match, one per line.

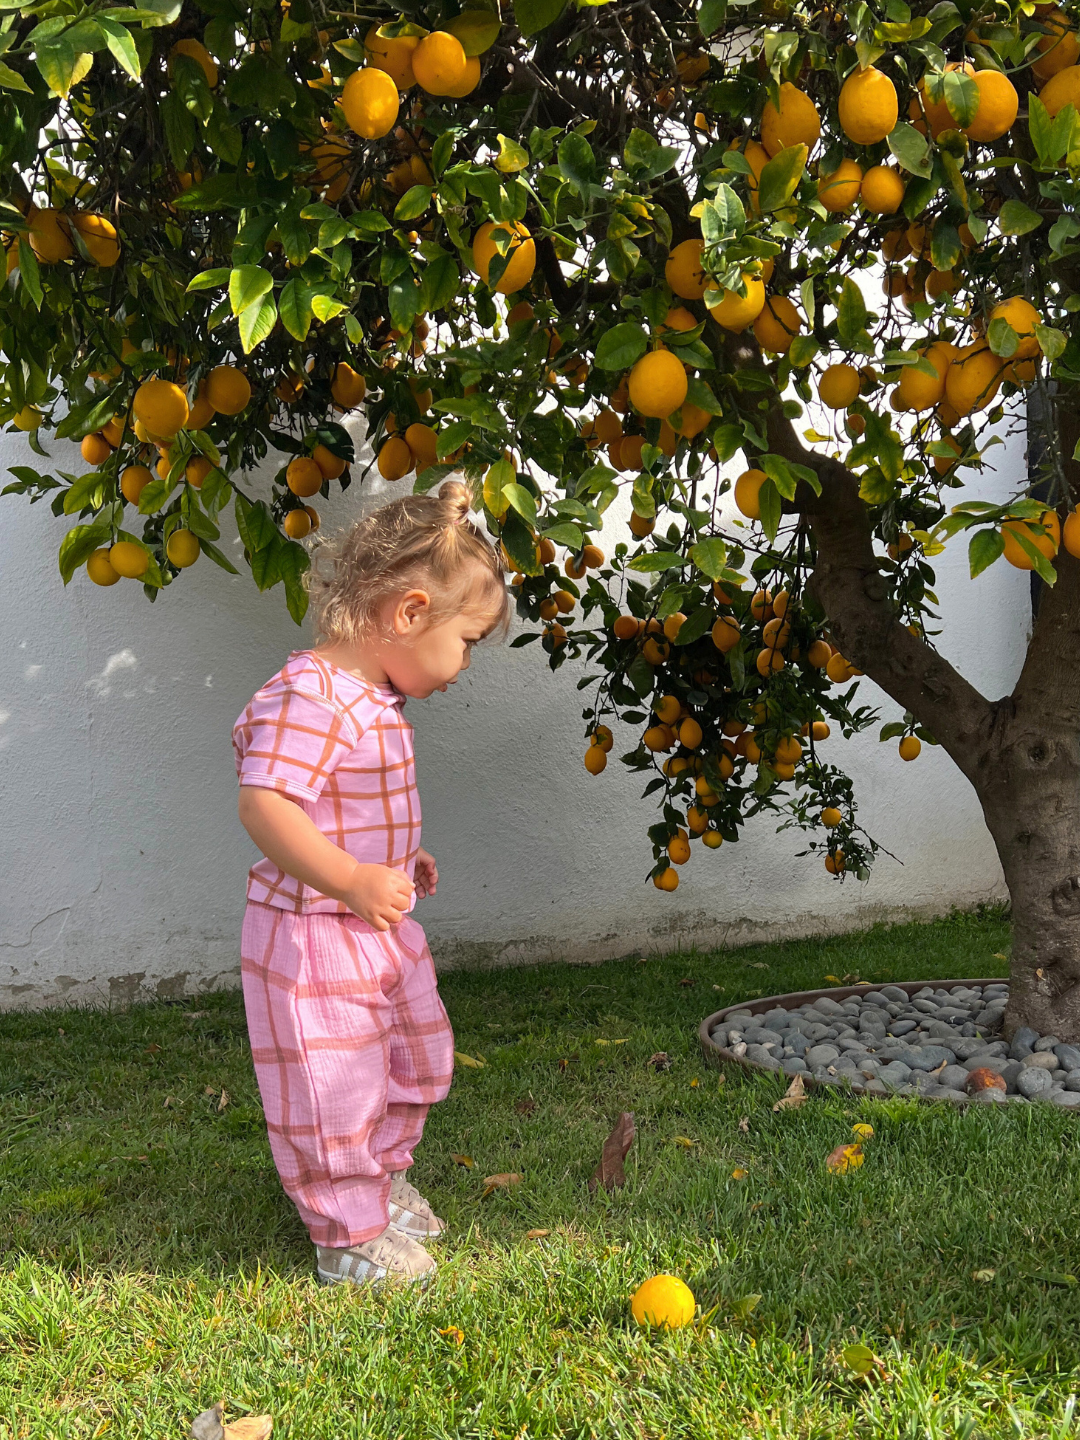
left=305, top=479, right=510, bottom=645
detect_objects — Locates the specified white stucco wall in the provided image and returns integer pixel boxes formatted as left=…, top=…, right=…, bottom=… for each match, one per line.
left=0, top=414, right=1030, bottom=1007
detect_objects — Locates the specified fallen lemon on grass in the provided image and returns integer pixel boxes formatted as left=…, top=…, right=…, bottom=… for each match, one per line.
left=630, top=1274, right=696, bottom=1329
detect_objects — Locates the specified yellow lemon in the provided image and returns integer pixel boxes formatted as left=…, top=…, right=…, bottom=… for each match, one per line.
left=817, top=158, right=863, bottom=212
left=860, top=165, right=905, bottom=214
left=342, top=66, right=400, bottom=139
left=472, top=220, right=535, bottom=294
left=708, top=272, right=765, bottom=331
left=628, top=348, right=688, bottom=418
left=761, top=83, right=821, bottom=156
left=838, top=67, right=898, bottom=145
left=630, top=1275, right=696, bottom=1329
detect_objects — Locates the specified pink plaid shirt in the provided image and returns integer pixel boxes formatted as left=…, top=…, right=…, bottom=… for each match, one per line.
left=232, top=650, right=421, bottom=914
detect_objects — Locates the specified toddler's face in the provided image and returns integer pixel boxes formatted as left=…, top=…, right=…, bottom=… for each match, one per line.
left=384, top=589, right=503, bottom=699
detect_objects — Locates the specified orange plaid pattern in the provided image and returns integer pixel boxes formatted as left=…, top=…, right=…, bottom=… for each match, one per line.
left=232, top=650, right=421, bottom=914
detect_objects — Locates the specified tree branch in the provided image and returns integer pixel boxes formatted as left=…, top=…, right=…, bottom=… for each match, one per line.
left=762, top=402, right=999, bottom=784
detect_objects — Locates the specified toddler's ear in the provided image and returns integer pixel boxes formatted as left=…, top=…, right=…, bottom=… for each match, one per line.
left=393, top=588, right=433, bottom=634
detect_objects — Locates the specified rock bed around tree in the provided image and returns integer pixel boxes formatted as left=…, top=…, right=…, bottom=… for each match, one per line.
left=701, top=980, right=1080, bottom=1107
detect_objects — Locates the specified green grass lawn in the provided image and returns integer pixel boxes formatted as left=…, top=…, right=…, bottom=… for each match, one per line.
left=4, top=908, right=1080, bottom=1439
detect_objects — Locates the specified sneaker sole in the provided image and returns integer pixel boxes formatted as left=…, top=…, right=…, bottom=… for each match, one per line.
left=317, top=1260, right=437, bottom=1289
left=388, top=1217, right=447, bottom=1241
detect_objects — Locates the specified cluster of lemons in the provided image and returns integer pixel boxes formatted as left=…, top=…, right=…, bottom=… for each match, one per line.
left=588, top=584, right=862, bottom=884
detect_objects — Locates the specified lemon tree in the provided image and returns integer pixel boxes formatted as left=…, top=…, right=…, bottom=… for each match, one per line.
left=3, top=0, right=1080, bottom=1033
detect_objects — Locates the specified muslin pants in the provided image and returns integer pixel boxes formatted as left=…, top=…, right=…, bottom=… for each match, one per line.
left=241, top=902, right=455, bottom=1247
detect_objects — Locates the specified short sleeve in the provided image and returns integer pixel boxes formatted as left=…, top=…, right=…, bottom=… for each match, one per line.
left=233, top=685, right=359, bottom=802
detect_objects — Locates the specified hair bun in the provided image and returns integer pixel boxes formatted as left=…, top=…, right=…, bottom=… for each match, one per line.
left=438, top=478, right=473, bottom=524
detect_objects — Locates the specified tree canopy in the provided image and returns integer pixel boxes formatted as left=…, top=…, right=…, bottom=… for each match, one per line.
left=2, top=0, right=1077, bottom=928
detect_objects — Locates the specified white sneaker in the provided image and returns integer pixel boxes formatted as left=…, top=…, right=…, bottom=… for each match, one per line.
left=316, top=1223, right=436, bottom=1287
left=387, top=1170, right=446, bottom=1239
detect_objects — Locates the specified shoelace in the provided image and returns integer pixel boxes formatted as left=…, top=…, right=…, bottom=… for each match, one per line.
left=392, top=1176, right=426, bottom=1211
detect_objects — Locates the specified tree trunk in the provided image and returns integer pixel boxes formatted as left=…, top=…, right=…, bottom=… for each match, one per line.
left=755, top=401, right=1080, bottom=1041
left=977, top=719, right=1080, bottom=1042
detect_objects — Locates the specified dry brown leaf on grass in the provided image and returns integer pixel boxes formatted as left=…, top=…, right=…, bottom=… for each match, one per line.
left=526, top=1228, right=550, bottom=1239
left=191, top=1405, right=272, bottom=1440
left=773, top=1074, right=807, bottom=1112
left=825, top=1142, right=864, bottom=1174
left=226, top=1421, right=272, bottom=1440
left=481, top=1172, right=522, bottom=1199
left=647, top=1052, right=671, bottom=1071
left=450, top=1153, right=474, bottom=1169
left=217, top=1089, right=230, bottom=1112
left=514, top=1096, right=537, bottom=1115
left=589, top=1111, right=635, bottom=1193
left=737, top=1116, right=750, bottom=1133
left=144, top=1043, right=162, bottom=1054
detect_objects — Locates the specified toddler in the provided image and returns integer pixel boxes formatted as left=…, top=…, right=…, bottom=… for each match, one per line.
left=232, top=480, right=508, bottom=1286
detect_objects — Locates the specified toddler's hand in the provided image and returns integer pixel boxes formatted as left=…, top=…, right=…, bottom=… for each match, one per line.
left=340, top=863, right=415, bottom=931
left=414, top=846, right=439, bottom=898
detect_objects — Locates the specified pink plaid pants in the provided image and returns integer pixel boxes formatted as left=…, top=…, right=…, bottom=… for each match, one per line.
left=240, top=902, right=454, bottom=1247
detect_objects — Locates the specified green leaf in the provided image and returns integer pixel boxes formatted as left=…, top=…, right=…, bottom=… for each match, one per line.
left=515, top=0, right=568, bottom=39
left=500, top=507, right=543, bottom=575
left=997, top=199, right=1042, bottom=236
left=394, top=185, right=433, bottom=223
left=757, top=143, right=807, bottom=212
left=969, top=527, right=1004, bottom=577
left=420, top=251, right=459, bottom=313
left=501, top=481, right=538, bottom=527
left=280, top=540, right=311, bottom=625
left=701, top=186, right=745, bottom=241
left=1036, top=324, right=1068, bottom=361
left=35, top=39, right=93, bottom=98
left=627, top=654, right=654, bottom=698
left=235, top=495, right=277, bottom=554
left=58, top=521, right=111, bottom=584
left=758, top=477, right=781, bottom=541
left=987, top=317, right=1018, bottom=359
left=541, top=521, right=585, bottom=548
left=97, top=17, right=141, bottom=78
left=673, top=607, right=714, bottom=646
left=594, top=322, right=648, bottom=370
left=194, top=541, right=239, bottom=573
left=557, top=131, right=598, bottom=193
left=388, top=276, right=420, bottom=333
left=16, top=238, right=41, bottom=309
left=186, top=267, right=231, bottom=293
left=278, top=277, right=313, bottom=342
left=836, top=278, right=867, bottom=345
left=238, top=295, right=276, bottom=353
left=697, top=0, right=726, bottom=34
left=0, top=60, right=32, bottom=91
left=138, top=473, right=179, bottom=514
left=495, top=134, right=530, bottom=173
left=943, top=68, right=979, bottom=126
left=879, top=721, right=907, bottom=741
left=626, top=551, right=686, bottom=572
left=1029, top=93, right=1053, bottom=165
left=841, top=1344, right=876, bottom=1377
left=160, top=88, right=196, bottom=169
left=229, top=264, right=274, bottom=317
left=930, top=222, right=961, bottom=274
left=688, top=536, right=727, bottom=579
left=62, top=472, right=106, bottom=515
left=887, top=122, right=932, bottom=178
left=447, top=9, right=502, bottom=55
